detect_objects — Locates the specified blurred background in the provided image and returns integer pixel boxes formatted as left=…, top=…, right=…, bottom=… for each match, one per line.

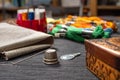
left=0, top=0, right=120, bottom=21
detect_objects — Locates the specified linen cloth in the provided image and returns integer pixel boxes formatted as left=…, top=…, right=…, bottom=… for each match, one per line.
left=0, top=23, right=53, bottom=60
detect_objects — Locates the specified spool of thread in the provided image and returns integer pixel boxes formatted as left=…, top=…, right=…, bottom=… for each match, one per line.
left=38, top=6, right=46, bottom=19
left=22, top=9, right=28, bottom=21
left=28, top=8, right=34, bottom=20
left=39, top=8, right=47, bottom=33
left=34, top=8, right=46, bottom=20
left=35, top=8, right=40, bottom=20
left=17, top=10, right=22, bottom=20
left=39, top=9, right=45, bottom=19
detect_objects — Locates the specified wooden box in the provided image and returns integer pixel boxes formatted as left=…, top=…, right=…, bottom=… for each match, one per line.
left=85, top=37, right=120, bottom=80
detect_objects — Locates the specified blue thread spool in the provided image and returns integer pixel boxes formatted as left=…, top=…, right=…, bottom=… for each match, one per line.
left=28, top=9, right=34, bottom=20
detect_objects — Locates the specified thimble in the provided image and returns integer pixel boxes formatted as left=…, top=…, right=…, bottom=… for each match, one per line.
left=43, top=49, right=59, bottom=64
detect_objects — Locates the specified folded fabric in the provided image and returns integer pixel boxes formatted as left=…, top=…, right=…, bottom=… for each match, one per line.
left=0, top=23, right=54, bottom=60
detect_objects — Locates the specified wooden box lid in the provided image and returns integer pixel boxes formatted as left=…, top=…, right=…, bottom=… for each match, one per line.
left=85, top=37, right=120, bottom=71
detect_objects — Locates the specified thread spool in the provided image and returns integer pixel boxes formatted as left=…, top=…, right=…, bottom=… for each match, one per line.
left=28, top=8, right=34, bottom=20
left=22, top=9, right=28, bottom=21
left=39, top=8, right=47, bottom=33
left=17, top=10, right=22, bottom=20
left=35, top=8, right=40, bottom=20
